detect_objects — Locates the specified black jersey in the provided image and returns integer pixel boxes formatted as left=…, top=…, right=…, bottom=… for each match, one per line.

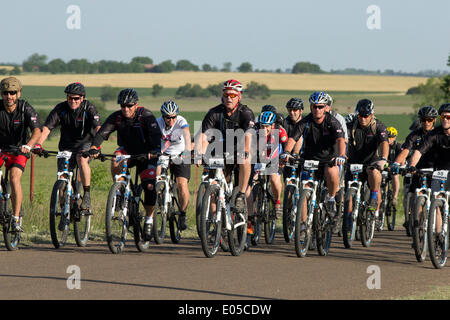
left=290, top=113, right=345, bottom=163
left=93, top=106, right=161, bottom=155
left=282, top=115, right=300, bottom=139
left=44, top=100, right=101, bottom=151
left=401, top=128, right=435, bottom=168
left=201, top=103, right=255, bottom=135
left=417, top=126, right=450, bottom=170
left=388, top=141, right=402, bottom=163
left=347, top=118, right=388, bottom=164
left=0, top=99, right=41, bottom=148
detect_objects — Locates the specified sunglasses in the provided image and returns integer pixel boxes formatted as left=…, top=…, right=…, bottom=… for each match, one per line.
left=120, top=104, right=135, bottom=109
left=311, top=105, right=326, bottom=110
left=440, top=115, right=450, bottom=121
left=288, top=108, right=301, bottom=112
left=358, top=114, right=371, bottom=118
left=420, top=118, right=435, bottom=123
left=165, top=115, right=177, bottom=120
left=67, top=96, right=81, bottom=101
left=223, top=92, right=239, bottom=99
left=2, top=91, right=17, bottom=96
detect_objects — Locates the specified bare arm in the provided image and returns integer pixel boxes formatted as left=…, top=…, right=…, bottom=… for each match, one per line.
left=36, top=126, right=51, bottom=146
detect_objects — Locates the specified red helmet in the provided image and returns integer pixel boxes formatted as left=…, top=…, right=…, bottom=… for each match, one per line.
left=223, top=79, right=243, bottom=92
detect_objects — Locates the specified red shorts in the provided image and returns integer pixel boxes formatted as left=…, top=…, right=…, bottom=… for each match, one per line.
left=0, top=153, right=28, bottom=171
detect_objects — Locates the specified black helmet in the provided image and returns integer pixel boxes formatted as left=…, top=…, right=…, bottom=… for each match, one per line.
left=261, top=104, right=277, bottom=113
left=286, top=98, right=304, bottom=110
left=438, top=103, right=450, bottom=115
left=64, top=82, right=86, bottom=96
left=117, top=88, right=138, bottom=105
left=417, top=105, right=438, bottom=118
left=356, top=99, right=374, bottom=116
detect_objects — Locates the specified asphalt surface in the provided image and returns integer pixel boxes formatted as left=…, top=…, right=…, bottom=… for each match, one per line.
left=0, top=228, right=449, bottom=300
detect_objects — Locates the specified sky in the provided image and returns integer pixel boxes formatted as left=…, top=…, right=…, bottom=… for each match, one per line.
left=1, top=0, right=449, bottom=73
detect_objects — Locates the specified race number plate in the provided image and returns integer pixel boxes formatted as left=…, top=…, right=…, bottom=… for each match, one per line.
left=208, top=158, right=224, bottom=169
left=254, top=163, right=267, bottom=172
left=303, top=160, right=319, bottom=170
left=115, top=155, right=131, bottom=163
left=56, top=151, right=72, bottom=159
left=433, top=170, right=449, bottom=181
left=350, top=164, right=363, bottom=173
left=157, top=155, right=170, bottom=167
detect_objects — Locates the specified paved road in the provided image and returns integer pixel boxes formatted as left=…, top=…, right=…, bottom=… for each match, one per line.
left=0, top=229, right=448, bottom=300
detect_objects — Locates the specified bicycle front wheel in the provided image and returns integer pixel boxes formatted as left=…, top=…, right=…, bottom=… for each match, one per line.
left=412, top=196, right=428, bottom=262
left=132, top=185, right=151, bottom=252
left=250, top=183, right=263, bottom=246
left=169, top=183, right=181, bottom=244
left=105, top=183, right=128, bottom=254
left=360, top=207, right=375, bottom=248
left=199, top=184, right=222, bottom=258
left=2, top=182, right=21, bottom=251
left=283, top=185, right=297, bottom=243
left=228, top=187, right=247, bottom=256
left=294, top=189, right=313, bottom=258
left=73, top=181, right=91, bottom=247
left=196, top=182, right=208, bottom=238
left=427, top=199, right=448, bottom=269
left=386, top=191, right=396, bottom=231
left=342, top=189, right=357, bottom=249
left=49, top=180, right=70, bottom=249
left=264, top=197, right=276, bottom=245
left=153, top=181, right=167, bottom=244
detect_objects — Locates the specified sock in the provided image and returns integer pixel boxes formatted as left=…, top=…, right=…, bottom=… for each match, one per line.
left=83, top=186, right=90, bottom=193
left=275, top=200, right=281, bottom=205
left=375, top=210, right=379, bottom=218
left=328, top=196, right=335, bottom=202
left=370, top=191, right=378, bottom=200
left=145, top=216, right=153, bottom=224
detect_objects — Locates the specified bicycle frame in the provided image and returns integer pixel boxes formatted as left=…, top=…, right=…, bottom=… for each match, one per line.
left=156, top=154, right=181, bottom=215
left=112, top=154, right=134, bottom=228
left=346, top=164, right=365, bottom=222
left=430, top=170, right=450, bottom=235
left=56, top=151, right=76, bottom=221
left=414, top=168, right=434, bottom=222
left=300, top=160, right=320, bottom=227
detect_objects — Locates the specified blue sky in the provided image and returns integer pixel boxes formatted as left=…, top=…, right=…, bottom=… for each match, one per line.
left=1, top=0, right=449, bottom=72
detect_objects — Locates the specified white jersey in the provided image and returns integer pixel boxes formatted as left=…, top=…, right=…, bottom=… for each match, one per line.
left=156, top=115, right=189, bottom=155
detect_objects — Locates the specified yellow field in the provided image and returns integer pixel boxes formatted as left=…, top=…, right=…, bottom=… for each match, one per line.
left=0, top=65, right=14, bottom=71
left=16, top=71, right=428, bottom=92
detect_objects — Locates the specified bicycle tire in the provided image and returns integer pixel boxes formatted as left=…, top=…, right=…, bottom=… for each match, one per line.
left=412, top=196, right=428, bottom=262
left=376, top=185, right=387, bottom=232
left=342, top=188, right=357, bottom=249
left=360, top=206, right=375, bottom=248
left=196, top=182, right=207, bottom=238
left=316, top=209, right=333, bottom=256
left=153, top=181, right=167, bottom=244
left=228, top=187, right=247, bottom=256
left=132, top=185, right=151, bottom=252
left=105, top=182, right=128, bottom=254
left=73, top=181, right=91, bottom=247
left=49, top=180, right=69, bottom=249
left=282, top=185, right=297, bottom=243
left=404, top=192, right=414, bottom=237
left=264, top=196, right=276, bottom=245
left=199, top=184, right=222, bottom=258
left=169, top=183, right=181, bottom=244
left=2, top=182, right=21, bottom=251
left=250, top=183, right=263, bottom=246
left=294, top=189, right=312, bottom=258
left=386, top=190, right=396, bottom=231
left=427, top=199, right=448, bottom=269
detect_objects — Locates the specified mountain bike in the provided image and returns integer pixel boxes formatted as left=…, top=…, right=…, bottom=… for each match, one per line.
left=342, top=163, right=370, bottom=249
left=411, top=167, right=434, bottom=262
left=282, top=158, right=301, bottom=243
left=104, top=153, right=154, bottom=254
left=377, top=167, right=396, bottom=231
left=0, top=147, right=28, bottom=251
left=199, top=156, right=247, bottom=258
left=250, top=162, right=277, bottom=245
left=402, top=166, right=414, bottom=237
left=427, top=169, right=449, bottom=269
left=42, top=150, right=92, bottom=248
left=152, top=154, right=184, bottom=244
left=294, top=158, right=335, bottom=257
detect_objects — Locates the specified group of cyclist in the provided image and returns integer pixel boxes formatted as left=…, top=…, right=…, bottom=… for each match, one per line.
left=1, top=75, right=449, bottom=251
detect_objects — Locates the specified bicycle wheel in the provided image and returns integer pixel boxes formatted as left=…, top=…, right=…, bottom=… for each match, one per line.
left=283, top=185, right=297, bottom=243
left=196, top=182, right=207, bottom=238
left=199, top=184, right=222, bottom=258
left=294, top=189, right=312, bottom=258
left=376, top=186, right=387, bottom=232
left=427, top=199, right=448, bottom=269
left=412, top=196, right=428, bottom=262
left=2, top=182, right=21, bottom=251
left=386, top=191, right=396, bottom=231
left=360, top=206, right=375, bottom=248
left=105, top=182, right=128, bottom=254
left=316, top=209, right=333, bottom=256
left=264, top=197, right=276, bottom=245
left=404, top=192, right=414, bottom=237
left=169, top=183, right=181, bottom=244
left=73, top=181, right=91, bottom=247
left=250, top=183, right=263, bottom=246
left=49, top=180, right=70, bottom=249
left=153, top=181, right=167, bottom=244
left=342, top=188, right=358, bottom=249
left=132, top=185, right=151, bottom=252
left=228, top=187, right=248, bottom=256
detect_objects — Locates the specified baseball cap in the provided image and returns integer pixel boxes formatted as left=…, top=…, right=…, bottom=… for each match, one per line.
left=1, top=77, right=22, bottom=92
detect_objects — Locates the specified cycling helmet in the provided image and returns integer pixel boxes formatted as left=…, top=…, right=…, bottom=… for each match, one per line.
left=417, top=105, right=438, bottom=118
left=117, top=88, right=138, bottom=105
left=259, top=111, right=276, bottom=125
left=387, top=127, right=398, bottom=138
left=223, top=79, right=243, bottom=92
left=355, top=99, right=374, bottom=116
left=261, top=104, right=277, bottom=114
left=64, top=82, right=86, bottom=96
left=438, top=103, right=450, bottom=115
left=309, top=91, right=330, bottom=105
left=286, top=98, right=304, bottom=110
left=160, top=100, right=179, bottom=117
left=345, top=113, right=357, bottom=124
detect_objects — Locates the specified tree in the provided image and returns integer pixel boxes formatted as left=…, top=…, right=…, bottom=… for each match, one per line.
left=67, top=59, right=91, bottom=73
left=202, top=64, right=212, bottom=72
left=47, top=59, right=67, bottom=74
left=245, top=81, right=270, bottom=99
left=175, top=83, right=210, bottom=98
left=291, top=61, right=323, bottom=74
left=237, top=62, right=253, bottom=73
left=152, top=84, right=163, bottom=97
left=131, top=56, right=153, bottom=65
left=100, top=85, right=118, bottom=102
left=22, top=53, right=48, bottom=72
left=175, top=60, right=199, bottom=71
left=9, top=66, right=21, bottom=75
left=221, top=62, right=232, bottom=72
left=152, top=60, right=175, bottom=73
left=206, top=83, right=222, bottom=97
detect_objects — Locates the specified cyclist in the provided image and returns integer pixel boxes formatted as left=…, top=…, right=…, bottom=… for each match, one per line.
left=0, top=77, right=41, bottom=232
left=36, top=82, right=101, bottom=211
left=408, top=103, right=450, bottom=231
left=156, top=100, right=191, bottom=231
left=385, top=127, right=402, bottom=207
left=282, top=91, right=346, bottom=220
left=346, top=99, right=389, bottom=218
left=196, top=79, right=255, bottom=212
left=90, top=88, right=161, bottom=240
left=260, top=104, right=285, bottom=129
